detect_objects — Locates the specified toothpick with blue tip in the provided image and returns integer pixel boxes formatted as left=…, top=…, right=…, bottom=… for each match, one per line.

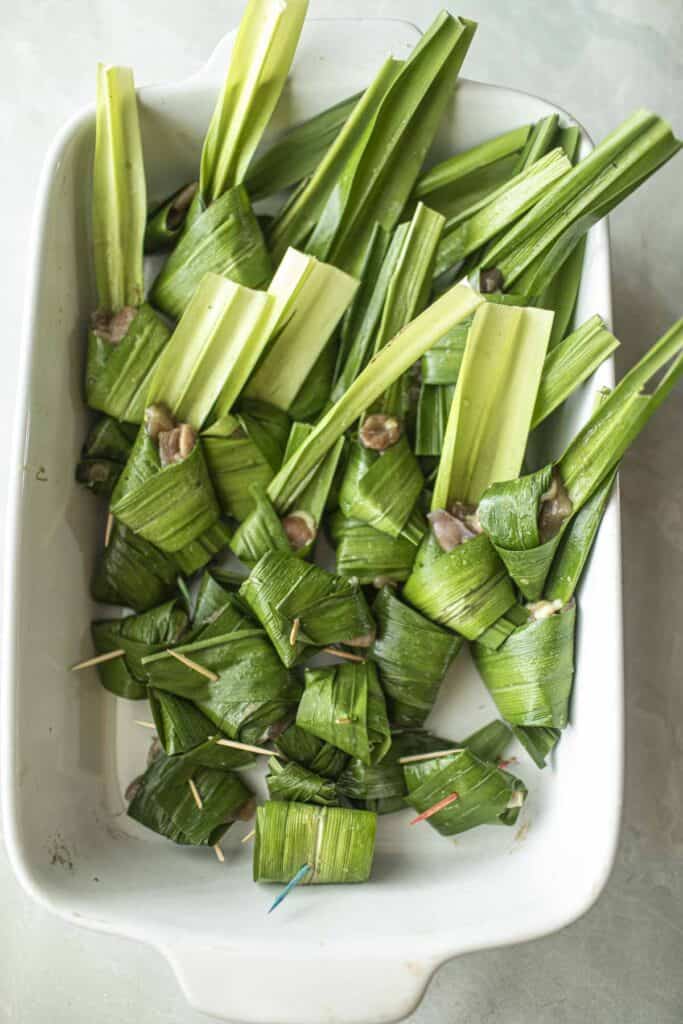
left=268, top=863, right=312, bottom=913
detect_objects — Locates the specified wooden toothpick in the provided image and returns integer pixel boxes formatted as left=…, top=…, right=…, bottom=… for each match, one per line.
left=410, top=792, right=459, bottom=825
left=213, top=843, right=225, bottom=863
left=241, top=829, right=256, bottom=844
left=71, top=649, right=125, bottom=672
left=322, top=647, right=365, bottom=664
left=134, top=720, right=156, bottom=730
left=215, top=738, right=285, bottom=759
left=289, top=617, right=301, bottom=647
left=104, top=511, right=114, bottom=548
left=188, top=778, right=203, bottom=810
left=167, top=648, right=219, bottom=682
left=398, top=748, right=464, bottom=765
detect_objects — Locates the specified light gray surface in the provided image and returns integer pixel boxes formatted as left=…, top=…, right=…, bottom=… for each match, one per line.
left=1, top=1, right=681, bottom=1022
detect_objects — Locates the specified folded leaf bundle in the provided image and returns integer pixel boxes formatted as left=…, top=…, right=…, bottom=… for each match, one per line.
left=128, top=751, right=252, bottom=846
left=244, top=248, right=359, bottom=413
left=110, top=427, right=219, bottom=552
left=253, top=800, right=377, bottom=884
left=76, top=416, right=136, bottom=496
left=203, top=401, right=290, bottom=522
left=338, top=436, right=424, bottom=538
left=328, top=510, right=424, bottom=585
left=91, top=523, right=181, bottom=612
left=150, top=186, right=272, bottom=319
left=369, top=587, right=462, bottom=727
left=403, top=748, right=527, bottom=835
left=231, top=422, right=344, bottom=566
left=88, top=66, right=172, bottom=422
left=473, top=601, right=576, bottom=727
left=478, top=110, right=681, bottom=296
left=190, top=568, right=254, bottom=639
left=413, top=124, right=531, bottom=219
left=275, top=723, right=348, bottom=779
left=337, top=729, right=453, bottom=814
left=479, top=319, right=683, bottom=599
left=266, top=757, right=338, bottom=806
left=240, top=550, right=375, bottom=667
left=144, top=629, right=301, bottom=744
left=297, top=662, right=391, bottom=766
left=434, top=147, right=571, bottom=278
left=91, top=599, right=187, bottom=699
left=87, top=302, right=172, bottom=425
left=293, top=13, right=476, bottom=275
left=148, top=688, right=254, bottom=769
left=146, top=273, right=276, bottom=430
left=244, top=91, right=362, bottom=201
left=266, top=282, right=485, bottom=513
left=405, top=302, right=553, bottom=640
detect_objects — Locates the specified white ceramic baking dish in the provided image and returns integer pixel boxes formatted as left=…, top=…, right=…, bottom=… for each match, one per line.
left=2, top=16, right=622, bottom=1024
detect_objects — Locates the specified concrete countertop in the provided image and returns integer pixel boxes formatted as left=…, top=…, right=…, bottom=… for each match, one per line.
left=1, top=1, right=681, bottom=1021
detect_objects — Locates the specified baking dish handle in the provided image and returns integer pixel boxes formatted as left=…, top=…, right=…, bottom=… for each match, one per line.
left=163, top=944, right=438, bottom=1024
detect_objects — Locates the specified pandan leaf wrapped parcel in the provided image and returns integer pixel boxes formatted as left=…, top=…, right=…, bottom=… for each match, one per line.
left=76, top=416, right=136, bottom=496
left=91, top=600, right=187, bottom=699
left=297, top=662, right=391, bottom=766
left=404, top=748, right=527, bottom=836
left=253, top=801, right=377, bottom=884
left=148, top=688, right=255, bottom=769
left=91, top=523, right=181, bottom=612
left=240, top=551, right=375, bottom=668
left=128, top=751, right=253, bottom=846
left=266, top=757, right=338, bottom=806
left=275, top=724, right=348, bottom=780
left=328, top=510, right=424, bottom=586
left=369, top=587, right=461, bottom=727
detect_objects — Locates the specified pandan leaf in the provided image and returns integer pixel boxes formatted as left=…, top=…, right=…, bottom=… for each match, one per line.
left=338, top=437, right=424, bottom=539
left=481, top=110, right=682, bottom=292
left=413, top=124, right=531, bottom=218
left=92, top=64, right=145, bottom=313
left=230, top=486, right=293, bottom=567
left=306, top=13, right=477, bottom=275
left=266, top=757, right=338, bottom=806
left=540, top=236, right=586, bottom=350
left=297, top=662, right=391, bottom=766
left=144, top=182, right=199, bottom=253
left=337, top=729, right=454, bottom=814
left=268, top=58, right=403, bottom=261
left=76, top=416, right=135, bottom=496
left=172, top=520, right=232, bottom=576
left=245, top=91, right=362, bottom=201
left=148, top=689, right=253, bottom=772
left=275, top=724, right=348, bottom=779
left=244, top=248, right=359, bottom=412
left=91, top=523, right=180, bottom=612
left=146, top=273, right=275, bottom=430
left=150, top=185, right=272, bottom=320
left=463, top=719, right=513, bottom=763
left=369, top=587, right=461, bottom=727
left=532, top=315, right=619, bottom=428
left=266, top=281, right=485, bottom=512
left=434, top=147, right=571, bottom=277
left=110, top=428, right=220, bottom=553
left=86, top=304, right=172, bottom=424
left=403, top=748, right=527, bottom=835
left=240, top=551, right=374, bottom=667
left=253, top=801, right=377, bottom=884
left=203, top=403, right=290, bottom=522
left=403, top=531, right=517, bottom=643
left=480, top=319, right=683, bottom=599
left=91, top=599, right=187, bottom=699
left=128, top=752, right=252, bottom=846
left=415, top=382, right=455, bottom=457
left=512, top=725, right=561, bottom=768
left=198, top=0, right=308, bottom=206
left=513, top=114, right=559, bottom=172
left=287, top=333, right=339, bottom=422
left=328, top=510, right=424, bottom=585
left=432, top=302, right=554, bottom=510
left=473, top=602, right=576, bottom=727
left=331, top=224, right=393, bottom=404
left=144, top=629, right=301, bottom=743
